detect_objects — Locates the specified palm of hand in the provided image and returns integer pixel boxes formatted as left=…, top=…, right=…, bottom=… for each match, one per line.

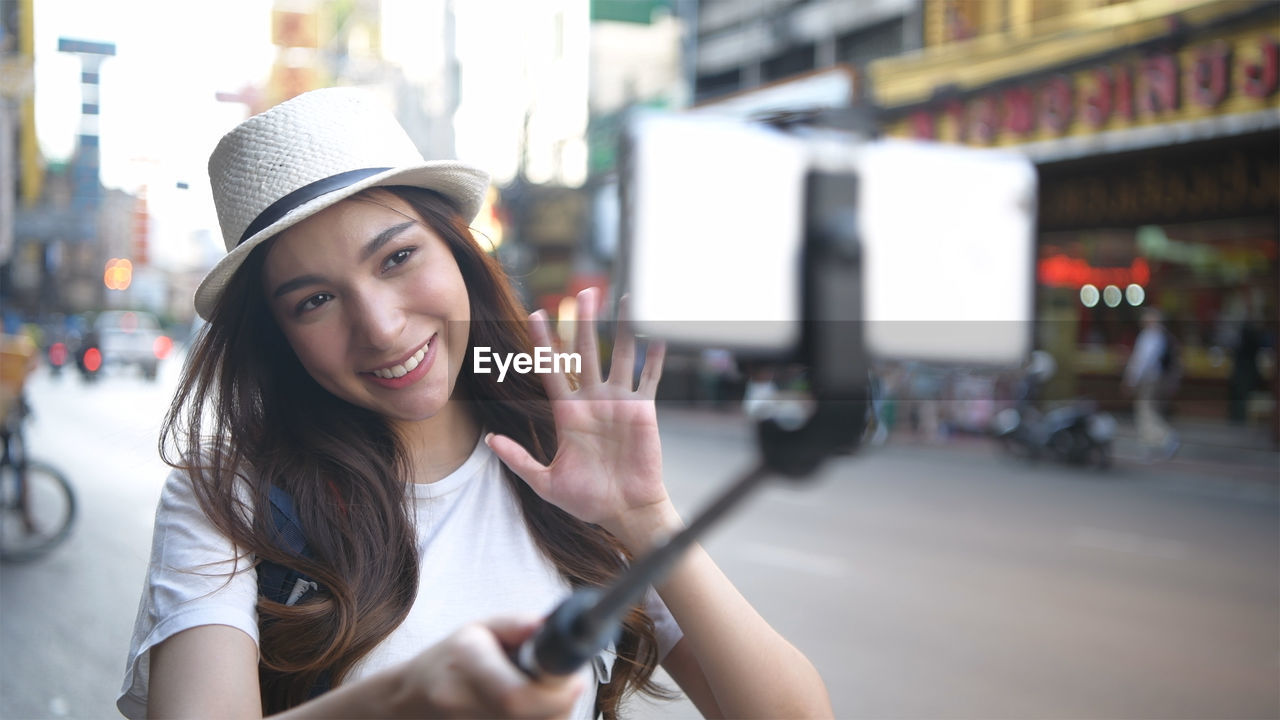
left=538, top=394, right=665, bottom=527
left=486, top=290, right=669, bottom=536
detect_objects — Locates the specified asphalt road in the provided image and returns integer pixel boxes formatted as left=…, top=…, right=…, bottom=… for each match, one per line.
left=2, top=359, right=1276, bottom=719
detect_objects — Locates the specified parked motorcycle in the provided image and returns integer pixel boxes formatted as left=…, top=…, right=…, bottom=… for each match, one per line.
left=991, top=351, right=1116, bottom=469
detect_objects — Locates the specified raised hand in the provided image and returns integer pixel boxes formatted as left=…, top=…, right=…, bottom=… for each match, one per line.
left=485, top=288, right=674, bottom=547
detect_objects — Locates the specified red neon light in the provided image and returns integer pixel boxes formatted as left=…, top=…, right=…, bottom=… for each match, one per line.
left=1037, top=254, right=1150, bottom=288
left=84, top=347, right=102, bottom=373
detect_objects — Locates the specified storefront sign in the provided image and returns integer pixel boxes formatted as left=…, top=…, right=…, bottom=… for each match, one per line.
left=897, top=31, right=1278, bottom=146
left=1037, top=255, right=1149, bottom=289
left=1039, top=140, right=1279, bottom=228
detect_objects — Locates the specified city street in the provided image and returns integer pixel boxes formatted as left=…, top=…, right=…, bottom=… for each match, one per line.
left=2, top=356, right=1277, bottom=719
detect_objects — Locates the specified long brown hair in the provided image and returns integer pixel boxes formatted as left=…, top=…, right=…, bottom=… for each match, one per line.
left=160, top=187, right=670, bottom=716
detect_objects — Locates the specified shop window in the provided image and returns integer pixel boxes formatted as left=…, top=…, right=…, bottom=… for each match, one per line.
left=835, top=18, right=906, bottom=69
left=926, top=0, right=987, bottom=45
left=762, top=43, right=815, bottom=83
left=694, top=67, right=741, bottom=104
left=1037, top=216, right=1277, bottom=423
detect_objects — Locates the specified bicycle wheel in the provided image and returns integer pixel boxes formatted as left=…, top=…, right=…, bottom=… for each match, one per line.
left=0, top=459, right=76, bottom=562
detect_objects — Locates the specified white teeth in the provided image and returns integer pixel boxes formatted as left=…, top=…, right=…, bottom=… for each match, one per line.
left=372, top=345, right=428, bottom=380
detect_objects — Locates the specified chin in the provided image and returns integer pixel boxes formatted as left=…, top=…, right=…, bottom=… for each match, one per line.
left=389, top=387, right=455, bottom=423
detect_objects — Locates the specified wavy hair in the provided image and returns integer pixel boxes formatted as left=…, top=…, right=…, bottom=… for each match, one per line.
left=160, top=186, right=670, bottom=716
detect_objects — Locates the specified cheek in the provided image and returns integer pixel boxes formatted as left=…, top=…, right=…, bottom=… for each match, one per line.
left=425, top=270, right=471, bottom=373
left=412, top=266, right=471, bottom=328
left=281, top=326, right=340, bottom=379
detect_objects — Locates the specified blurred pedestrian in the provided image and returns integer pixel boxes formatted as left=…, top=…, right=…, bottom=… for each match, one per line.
left=1123, top=308, right=1180, bottom=460
left=118, top=88, right=831, bottom=719
left=1228, top=294, right=1264, bottom=425
left=697, top=347, right=738, bottom=409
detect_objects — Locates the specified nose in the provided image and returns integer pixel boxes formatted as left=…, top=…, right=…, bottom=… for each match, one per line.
left=348, top=287, right=404, bottom=352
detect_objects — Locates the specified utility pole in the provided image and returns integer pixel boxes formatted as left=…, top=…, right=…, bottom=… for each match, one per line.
left=56, top=37, right=115, bottom=315
left=57, top=38, right=115, bottom=242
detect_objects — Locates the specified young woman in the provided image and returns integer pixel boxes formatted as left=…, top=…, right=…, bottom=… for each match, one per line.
left=118, top=88, right=832, bottom=719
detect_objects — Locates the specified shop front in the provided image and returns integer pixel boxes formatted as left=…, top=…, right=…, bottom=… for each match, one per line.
left=1036, top=131, right=1276, bottom=428
left=869, top=0, right=1279, bottom=440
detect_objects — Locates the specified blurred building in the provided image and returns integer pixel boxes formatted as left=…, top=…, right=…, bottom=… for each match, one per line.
left=473, top=0, right=593, bottom=313
left=692, top=0, right=922, bottom=104
left=245, top=0, right=459, bottom=160
left=583, top=0, right=920, bottom=264
left=3, top=0, right=131, bottom=328
left=0, top=0, right=35, bottom=296
left=870, top=0, right=1279, bottom=436
left=576, top=0, right=685, bottom=318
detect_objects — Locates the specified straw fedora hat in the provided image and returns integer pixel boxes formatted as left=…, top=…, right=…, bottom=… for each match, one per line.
left=194, top=86, right=490, bottom=320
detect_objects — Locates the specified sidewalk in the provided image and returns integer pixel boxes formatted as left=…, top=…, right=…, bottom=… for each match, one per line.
left=1110, top=415, right=1278, bottom=482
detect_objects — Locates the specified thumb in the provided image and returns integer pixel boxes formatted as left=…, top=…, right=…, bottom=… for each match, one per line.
left=485, top=433, right=553, bottom=497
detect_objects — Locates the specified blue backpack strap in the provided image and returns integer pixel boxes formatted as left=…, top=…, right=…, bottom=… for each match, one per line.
left=257, top=484, right=320, bottom=607
left=257, top=484, right=331, bottom=697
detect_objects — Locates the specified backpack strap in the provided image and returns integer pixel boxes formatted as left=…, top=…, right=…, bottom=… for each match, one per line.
left=257, top=485, right=321, bottom=608
left=256, top=484, right=331, bottom=697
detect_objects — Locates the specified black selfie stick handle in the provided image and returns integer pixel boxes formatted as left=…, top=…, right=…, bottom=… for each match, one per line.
left=516, top=587, right=609, bottom=677
left=515, top=462, right=773, bottom=678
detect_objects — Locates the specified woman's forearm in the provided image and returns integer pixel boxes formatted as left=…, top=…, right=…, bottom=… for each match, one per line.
left=659, top=542, right=833, bottom=719
left=611, top=501, right=833, bottom=719
left=273, top=665, right=417, bottom=720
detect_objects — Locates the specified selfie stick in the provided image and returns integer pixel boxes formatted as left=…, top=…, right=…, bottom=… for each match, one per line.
left=516, top=387, right=864, bottom=678
left=516, top=462, right=773, bottom=677
left=518, top=116, right=869, bottom=679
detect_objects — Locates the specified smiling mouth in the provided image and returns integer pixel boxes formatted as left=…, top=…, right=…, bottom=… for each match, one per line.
left=369, top=337, right=432, bottom=379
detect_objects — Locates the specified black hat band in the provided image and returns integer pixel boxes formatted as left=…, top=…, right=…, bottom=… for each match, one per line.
left=238, top=167, right=392, bottom=246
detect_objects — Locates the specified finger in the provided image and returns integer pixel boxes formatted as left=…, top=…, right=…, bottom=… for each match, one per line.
left=608, top=294, right=636, bottom=389
left=485, top=433, right=553, bottom=499
left=458, top=626, right=584, bottom=718
left=496, top=672, right=586, bottom=720
left=527, top=311, right=572, bottom=398
left=456, top=623, right=586, bottom=714
left=573, top=287, right=602, bottom=386
left=637, top=340, right=666, bottom=397
left=482, top=615, right=544, bottom=650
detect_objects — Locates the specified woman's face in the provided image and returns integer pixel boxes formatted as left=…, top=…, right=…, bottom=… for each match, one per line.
left=262, top=192, right=471, bottom=423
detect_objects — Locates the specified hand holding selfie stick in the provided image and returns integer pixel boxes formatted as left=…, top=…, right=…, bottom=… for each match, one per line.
left=515, top=462, right=774, bottom=677
left=516, top=169, right=868, bottom=678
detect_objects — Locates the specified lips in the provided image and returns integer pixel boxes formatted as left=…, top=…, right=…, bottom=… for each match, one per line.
left=363, top=335, right=436, bottom=389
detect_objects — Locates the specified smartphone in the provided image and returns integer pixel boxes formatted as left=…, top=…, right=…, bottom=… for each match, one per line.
left=619, top=111, right=1037, bottom=367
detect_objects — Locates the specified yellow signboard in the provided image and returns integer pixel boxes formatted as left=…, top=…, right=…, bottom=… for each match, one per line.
left=884, top=26, right=1278, bottom=146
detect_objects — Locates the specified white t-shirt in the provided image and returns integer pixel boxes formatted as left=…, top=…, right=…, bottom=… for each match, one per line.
left=117, top=439, right=682, bottom=719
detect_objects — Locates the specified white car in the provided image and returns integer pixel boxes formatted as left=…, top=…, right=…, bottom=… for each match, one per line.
left=91, top=310, right=171, bottom=380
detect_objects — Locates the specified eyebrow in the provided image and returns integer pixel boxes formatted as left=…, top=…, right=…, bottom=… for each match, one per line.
left=359, top=220, right=417, bottom=263
left=271, top=220, right=419, bottom=299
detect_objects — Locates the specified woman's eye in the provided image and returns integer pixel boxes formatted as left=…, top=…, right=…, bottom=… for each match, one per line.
left=383, top=247, right=416, bottom=271
left=296, top=292, right=333, bottom=314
